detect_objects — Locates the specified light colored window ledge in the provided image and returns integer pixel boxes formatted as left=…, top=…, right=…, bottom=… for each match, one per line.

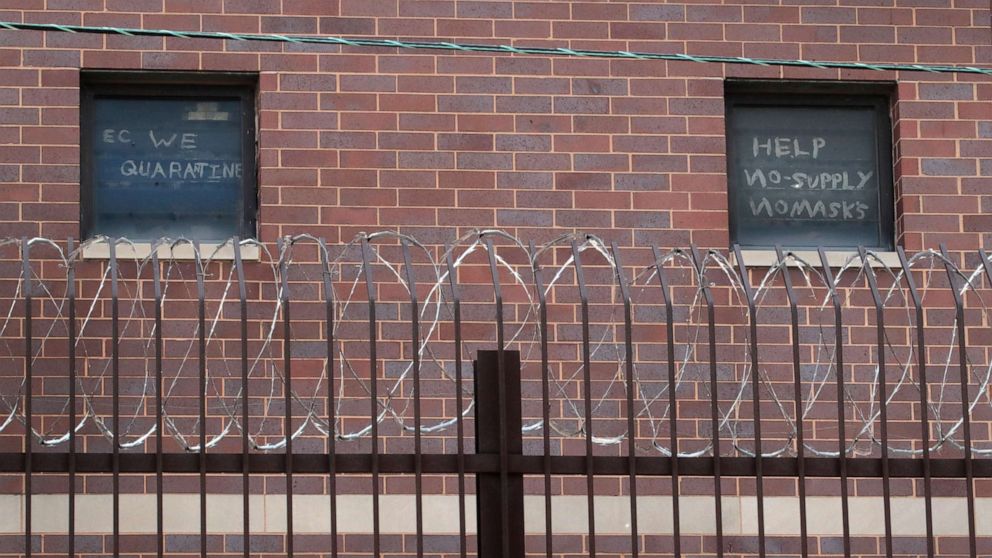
left=735, top=249, right=902, bottom=269
left=80, top=241, right=260, bottom=261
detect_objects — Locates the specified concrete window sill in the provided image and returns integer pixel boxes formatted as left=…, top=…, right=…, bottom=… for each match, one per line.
left=734, top=249, right=902, bottom=269
left=80, top=241, right=260, bottom=262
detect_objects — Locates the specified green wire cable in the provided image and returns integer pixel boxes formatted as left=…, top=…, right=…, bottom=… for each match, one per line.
left=1, top=20, right=990, bottom=76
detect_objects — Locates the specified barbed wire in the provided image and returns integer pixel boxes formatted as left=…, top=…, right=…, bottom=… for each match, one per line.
left=1, top=21, right=991, bottom=76
left=1, top=231, right=991, bottom=459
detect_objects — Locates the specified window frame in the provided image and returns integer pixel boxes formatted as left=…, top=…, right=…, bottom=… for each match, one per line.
left=80, top=71, right=258, bottom=241
left=724, top=80, right=896, bottom=251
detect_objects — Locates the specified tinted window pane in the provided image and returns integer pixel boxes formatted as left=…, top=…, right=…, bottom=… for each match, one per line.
left=727, top=100, right=892, bottom=250
left=90, top=96, right=244, bottom=240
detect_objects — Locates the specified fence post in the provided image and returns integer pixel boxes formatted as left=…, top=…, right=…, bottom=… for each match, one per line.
left=475, top=349, right=524, bottom=558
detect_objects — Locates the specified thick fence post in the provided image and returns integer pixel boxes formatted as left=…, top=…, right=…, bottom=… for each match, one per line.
left=475, top=349, right=524, bottom=558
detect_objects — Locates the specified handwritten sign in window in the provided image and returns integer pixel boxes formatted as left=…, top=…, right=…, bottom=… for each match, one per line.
left=727, top=95, right=893, bottom=250
left=88, top=96, right=247, bottom=240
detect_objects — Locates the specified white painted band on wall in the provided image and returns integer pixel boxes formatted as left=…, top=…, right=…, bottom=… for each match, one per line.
left=1, top=494, right=988, bottom=536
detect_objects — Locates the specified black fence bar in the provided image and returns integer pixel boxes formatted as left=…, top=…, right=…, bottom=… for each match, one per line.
left=475, top=350, right=524, bottom=558
left=776, top=247, right=809, bottom=558
left=975, top=250, right=992, bottom=557
left=860, top=247, right=893, bottom=558
left=733, top=244, right=766, bottom=558
left=4, top=452, right=991, bottom=477
left=897, top=246, right=935, bottom=558
left=234, top=240, right=251, bottom=558
left=319, top=238, right=339, bottom=558
left=21, top=238, right=32, bottom=558
left=192, top=242, right=207, bottom=558
left=66, top=238, right=76, bottom=558
left=400, top=240, right=425, bottom=558
left=443, top=245, right=467, bottom=558
left=529, top=241, right=554, bottom=558
left=570, top=240, right=597, bottom=558
left=359, top=236, right=381, bottom=558
left=279, top=239, right=295, bottom=558
left=940, top=244, right=977, bottom=558
left=692, top=245, right=724, bottom=558
left=611, top=243, right=639, bottom=558
left=152, top=248, right=165, bottom=558
left=734, top=244, right=767, bottom=558
left=651, top=245, right=681, bottom=558
left=483, top=236, right=511, bottom=558
left=109, top=240, right=121, bottom=558
left=817, top=247, right=851, bottom=558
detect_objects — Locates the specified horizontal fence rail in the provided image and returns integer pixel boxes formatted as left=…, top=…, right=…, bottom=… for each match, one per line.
left=1, top=231, right=991, bottom=557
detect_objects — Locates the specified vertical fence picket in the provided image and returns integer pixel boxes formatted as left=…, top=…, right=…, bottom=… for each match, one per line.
left=775, top=247, right=809, bottom=558
left=940, top=245, right=977, bottom=558
left=732, top=244, right=765, bottom=558
left=400, top=240, right=425, bottom=558
left=529, top=241, right=554, bottom=558
left=234, top=239, right=251, bottom=558
left=66, top=238, right=76, bottom=558
left=359, top=236, right=381, bottom=558
left=817, top=248, right=851, bottom=558
left=152, top=248, right=164, bottom=558
left=319, top=239, right=339, bottom=558
left=21, top=238, right=32, bottom=558
left=570, top=240, right=597, bottom=558
left=194, top=241, right=207, bottom=558
left=483, top=236, right=511, bottom=558
left=610, top=243, right=639, bottom=558
left=109, top=239, right=121, bottom=558
left=279, top=239, right=295, bottom=558
left=974, top=249, right=992, bottom=556
left=443, top=245, right=467, bottom=558
left=896, top=246, right=935, bottom=558
left=651, top=246, right=681, bottom=558
left=859, top=247, right=893, bottom=558
left=690, top=245, right=723, bottom=558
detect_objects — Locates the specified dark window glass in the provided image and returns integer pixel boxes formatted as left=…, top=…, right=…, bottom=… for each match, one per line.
left=82, top=76, right=256, bottom=241
left=725, top=84, right=894, bottom=250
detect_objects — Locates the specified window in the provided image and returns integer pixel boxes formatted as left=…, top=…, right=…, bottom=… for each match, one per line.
left=725, top=81, right=894, bottom=250
left=81, top=72, right=257, bottom=241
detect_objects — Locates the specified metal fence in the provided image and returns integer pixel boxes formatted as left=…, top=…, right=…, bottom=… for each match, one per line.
left=1, top=232, right=991, bottom=557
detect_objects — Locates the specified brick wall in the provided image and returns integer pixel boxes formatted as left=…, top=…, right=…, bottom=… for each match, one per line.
left=0, top=1, right=991, bottom=557
left=0, top=0, right=988, bottom=248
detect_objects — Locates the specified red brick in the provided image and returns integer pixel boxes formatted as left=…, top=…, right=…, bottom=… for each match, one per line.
left=494, top=19, right=550, bottom=38
left=458, top=114, right=513, bottom=132
left=339, top=150, right=395, bottom=169
left=380, top=170, right=437, bottom=188
left=515, top=77, right=569, bottom=95
left=283, top=0, right=339, bottom=16
left=495, top=95, right=551, bottom=114
left=281, top=111, right=339, bottom=130
left=339, top=188, right=396, bottom=207
left=437, top=170, right=494, bottom=189
left=377, top=131, right=434, bottom=150
left=436, top=18, right=493, bottom=37
left=555, top=172, right=611, bottom=190
left=397, top=0, right=449, bottom=17
left=339, top=112, right=397, bottom=131
left=319, top=16, right=375, bottom=34
left=897, top=27, right=954, bottom=45
left=281, top=148, right=339, bottom=168
left=686, top=5, right=742, bottom=23
left=609, top=22, right=665, bottom=40
left=398, top=188, right=454, bottom=207
left=554, top=134, right=610, bottom=153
